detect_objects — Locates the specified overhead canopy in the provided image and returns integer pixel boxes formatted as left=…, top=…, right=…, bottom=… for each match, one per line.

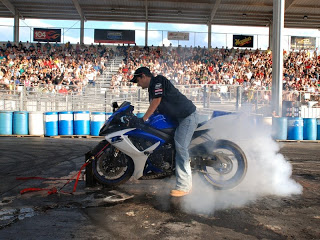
left=0, top=0, right=319, bottom=29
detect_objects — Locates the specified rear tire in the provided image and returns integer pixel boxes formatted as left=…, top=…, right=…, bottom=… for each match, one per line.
left=199, top=139, right=247, bottom=190
left=91, top=141, right=134, bottom=187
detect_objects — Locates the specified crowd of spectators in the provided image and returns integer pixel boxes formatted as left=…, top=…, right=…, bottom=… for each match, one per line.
left=0, top=40, right=114, bottom=94
left=111, top=43, right=320, bottom=104
left=1, top=40, right=320, bottom=105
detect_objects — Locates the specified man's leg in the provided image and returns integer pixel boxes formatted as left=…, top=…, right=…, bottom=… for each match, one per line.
left=172, top=111, right=198, bottom=195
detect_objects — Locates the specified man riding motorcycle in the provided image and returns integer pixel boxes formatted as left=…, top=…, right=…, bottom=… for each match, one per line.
left=130, top=67, right=198, bottom=197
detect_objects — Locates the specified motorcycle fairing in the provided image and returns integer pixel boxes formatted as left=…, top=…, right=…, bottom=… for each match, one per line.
left=104, top=128, right=161, bottom=179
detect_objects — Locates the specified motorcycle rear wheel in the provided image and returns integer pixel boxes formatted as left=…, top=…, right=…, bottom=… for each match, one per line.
left=199, top=139, right=247, bottom=190
left=91, top=141, right=134, bottom=187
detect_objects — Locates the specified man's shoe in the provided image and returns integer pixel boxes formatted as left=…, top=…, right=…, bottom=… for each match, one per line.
left=170, top=189, right=190, bottom=197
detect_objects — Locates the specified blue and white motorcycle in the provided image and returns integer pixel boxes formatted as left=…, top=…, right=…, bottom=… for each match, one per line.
left=89, top=101, right=247, bottom=190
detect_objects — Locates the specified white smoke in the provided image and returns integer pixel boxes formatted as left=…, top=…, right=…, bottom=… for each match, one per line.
left=181, top=113, right=303, bottom=214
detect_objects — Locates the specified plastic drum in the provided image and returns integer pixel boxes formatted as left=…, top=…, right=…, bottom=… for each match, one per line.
left=58, top=111, right=73, bottom=135
left=29, top=111, right=44, bottom=135
left=0, top=111, right=13, bottom=135
left=272, top=117, right=287, bottom=140
left=13, top=111, right=28, bottom=135
left=44, top=112, right=58, bottom=136
left=317, top=119, right=320, bottom=140
left=90, top=112, right=106, bottom=136
left=74, top=111, right=90, bottom=135
left=136, top=112, right=145, bottom=118
left=303, top=118, right=317, bottom=140
left=262, top=117, right=273, bottom=126
left=287, top=117, right=303, bottom=140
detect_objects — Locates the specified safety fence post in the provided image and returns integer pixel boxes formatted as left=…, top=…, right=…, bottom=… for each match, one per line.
left=236, top=86, right=242, bottom=110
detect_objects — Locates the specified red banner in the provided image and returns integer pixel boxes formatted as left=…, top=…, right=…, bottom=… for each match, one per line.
left=33, top=28, right=61, bottom=42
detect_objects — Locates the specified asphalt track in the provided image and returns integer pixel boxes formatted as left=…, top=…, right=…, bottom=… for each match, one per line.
left=0, top=137, right=319, bottom=240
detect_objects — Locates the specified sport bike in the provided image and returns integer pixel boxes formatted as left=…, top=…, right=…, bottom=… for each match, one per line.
left=87, top=101, right=247, bottom=190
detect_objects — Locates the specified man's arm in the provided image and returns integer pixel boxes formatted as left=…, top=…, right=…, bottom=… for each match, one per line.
left=142, top=97, right=161, bottom=121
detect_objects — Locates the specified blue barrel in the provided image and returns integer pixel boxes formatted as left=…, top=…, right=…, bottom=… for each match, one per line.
left=106, top=112, right=113, bottom=120
left=303, top=118, right=317, bottom=140
left=136, top=112, right=144, bottom=118
left=317, top=119, right=320, bottom=140
left=13, top=111, right=28, bottom=135
left=74, top=111, right=90, bottom=135
left=44, top=112, right=58, bottom=136
left=90, top=112, right=106, bottom=136
left=0, top=111, right=13, bottom=135
left=212, top=110, right=233, bottom=118
left=58, top=111, right=73, bottom=135
left=272, top=117, right=287, bottom=140
left=287, top=117, right=303, bottom=140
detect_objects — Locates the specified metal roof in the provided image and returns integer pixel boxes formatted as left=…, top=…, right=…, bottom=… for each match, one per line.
left=0, top=0, right=319, bottom=29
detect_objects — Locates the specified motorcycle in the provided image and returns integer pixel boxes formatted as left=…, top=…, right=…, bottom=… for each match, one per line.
left=87, top=101, right=247, bottom=190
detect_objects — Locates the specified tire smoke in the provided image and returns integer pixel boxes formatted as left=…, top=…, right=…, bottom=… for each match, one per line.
left=182, top=114, right=303, bottom=214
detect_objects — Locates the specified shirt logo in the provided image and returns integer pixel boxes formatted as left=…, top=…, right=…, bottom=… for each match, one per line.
left=154, top=83, right=163, bottom=95
left=155, top=83, right=162, bottom=89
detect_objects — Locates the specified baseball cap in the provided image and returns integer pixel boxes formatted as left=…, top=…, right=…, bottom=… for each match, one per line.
left=130, top=67, right=151, bottom=83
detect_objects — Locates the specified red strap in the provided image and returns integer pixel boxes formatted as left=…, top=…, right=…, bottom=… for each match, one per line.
left=18, top=142, right=110, bottom=196
left=18, top=161, right=90, bottom=195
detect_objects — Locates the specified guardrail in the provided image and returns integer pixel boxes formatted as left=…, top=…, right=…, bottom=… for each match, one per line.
left=1, top=84, right=319, bottom=117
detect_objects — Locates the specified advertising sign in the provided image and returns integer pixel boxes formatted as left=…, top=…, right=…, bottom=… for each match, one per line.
left=291, top=36, right=316, bottom=50
left=168, top=32, right=189, bottom=41
left=233, top=35, right=254, bottom=48
left=94, top=29, right=135, bottom=44
left=33, top=28, right=61, bottom=42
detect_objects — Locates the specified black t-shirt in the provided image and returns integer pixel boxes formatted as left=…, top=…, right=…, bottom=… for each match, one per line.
left=148, top=75, right=196, bottom=122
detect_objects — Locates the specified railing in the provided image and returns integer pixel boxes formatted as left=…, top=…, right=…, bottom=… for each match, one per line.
left=1, top=84, right=319, bottom=116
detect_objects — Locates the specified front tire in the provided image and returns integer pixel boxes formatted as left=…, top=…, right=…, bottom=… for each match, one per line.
left=198, top=140, right=247, bottom=190
left=91, top=141, right=134, bottom=187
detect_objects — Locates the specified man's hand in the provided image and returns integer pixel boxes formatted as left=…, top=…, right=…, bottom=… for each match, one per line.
left=136, top=117, right=144, bottom=125
left=131, top=116, right=144, bottom=127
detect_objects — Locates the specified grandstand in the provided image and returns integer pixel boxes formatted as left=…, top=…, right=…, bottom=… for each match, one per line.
left=0, top=40, right=319, bottom=118
left=0, top=0, right=319, bottom=117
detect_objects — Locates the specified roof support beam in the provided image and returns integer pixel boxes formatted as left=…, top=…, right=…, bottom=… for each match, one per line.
left=72, top=0, right=85, bottom=44
left=272, top=0, right=285, bottom=117
left=209, top=0, right=221, bottom=23
left=145, top=0, right=148, bottom=46
left=285, top=0, right=297, bottom=10
left=72, top=0, right=85, bottom=20
left=0, top=0, right=15, bottom=15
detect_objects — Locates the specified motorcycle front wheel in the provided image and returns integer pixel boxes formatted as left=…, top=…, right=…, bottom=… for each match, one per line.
left=198, top=139, right=247, bottom=190
left=91, top=140, right=134, bottom=187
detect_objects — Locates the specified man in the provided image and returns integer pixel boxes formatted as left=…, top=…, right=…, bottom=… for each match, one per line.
left=130, top=67, right=198, bottom=197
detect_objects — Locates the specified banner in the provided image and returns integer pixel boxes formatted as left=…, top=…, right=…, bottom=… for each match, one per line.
left=291, top=36, right=316, bottom=50
left=168, top=32, right=189, bottom=41
left=233, top=35, right=254, bottom=48
left=94, top=29, right=135, bottom=44
left=33, top=28, right=61, bottom=42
